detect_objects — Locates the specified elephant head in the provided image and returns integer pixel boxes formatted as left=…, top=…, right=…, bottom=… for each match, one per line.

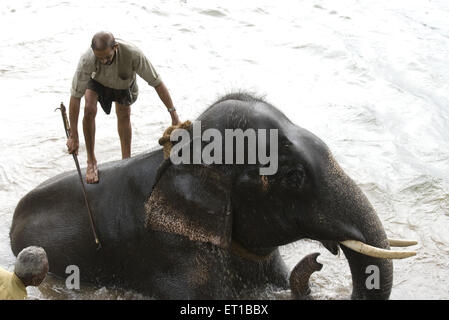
left=145, top=93, right=416, bottom=299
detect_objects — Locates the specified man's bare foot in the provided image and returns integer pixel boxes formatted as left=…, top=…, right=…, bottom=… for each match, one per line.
left=86, top=162, right=99, bottom=184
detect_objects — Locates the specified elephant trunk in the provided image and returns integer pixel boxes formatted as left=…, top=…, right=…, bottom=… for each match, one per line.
left=338, top=180, right=393, bottom=299
left=336, top=181, right=393, bottom=300
left=290, top=252, right=323, bottom=299
left=340, top=228, right=393, bottom=300
left=318, top=155, right=394, bottom=299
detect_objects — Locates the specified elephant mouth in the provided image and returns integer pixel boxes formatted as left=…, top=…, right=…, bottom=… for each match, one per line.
left=321, top=239, right=417, bottom=259
left=321, top=240, right=340, bottom=255
left=318, top=238, right=417, bottom=299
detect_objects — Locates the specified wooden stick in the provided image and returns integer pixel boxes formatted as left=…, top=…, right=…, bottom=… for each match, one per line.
left=56, top=102, right=102, bottom=250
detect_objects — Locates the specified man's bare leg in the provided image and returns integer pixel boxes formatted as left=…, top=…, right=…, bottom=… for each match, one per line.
left=83, top=89, right=99, bottom=183
left=116, top=102, right=132, bottom=159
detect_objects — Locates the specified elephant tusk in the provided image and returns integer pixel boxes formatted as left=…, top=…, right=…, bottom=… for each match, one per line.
left=388, top=239, right=418, bottom=247
left=340, top=240, right=416, bottom=259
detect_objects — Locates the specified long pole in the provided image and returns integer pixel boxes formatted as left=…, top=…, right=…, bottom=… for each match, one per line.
left=56, top=102, right=102, bottom=250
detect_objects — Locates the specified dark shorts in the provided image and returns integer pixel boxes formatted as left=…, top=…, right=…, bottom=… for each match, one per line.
left=87, top=78, right=138, bottom=114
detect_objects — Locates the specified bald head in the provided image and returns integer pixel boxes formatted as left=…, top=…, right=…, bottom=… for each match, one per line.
left=14, top=246, right=48, bottom=287
left=91, top=31, right=117, bottom=51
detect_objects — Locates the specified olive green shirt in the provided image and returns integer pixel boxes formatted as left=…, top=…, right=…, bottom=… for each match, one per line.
left=0, top=267, right=27, bottom=300
left=71, top=39, right=162, bottom=98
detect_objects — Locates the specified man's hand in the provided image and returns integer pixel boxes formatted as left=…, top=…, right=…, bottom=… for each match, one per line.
left=67, top=96, right=81, bottom=155
left=67, top=134, right=79, bottom=155
left=154, top=82, right=180, bottom=126
left=171, top=111, right=180, bottom=126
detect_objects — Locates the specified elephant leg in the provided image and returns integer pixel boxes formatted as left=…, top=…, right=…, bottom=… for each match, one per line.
left=289, top=253, right=323, bottom=299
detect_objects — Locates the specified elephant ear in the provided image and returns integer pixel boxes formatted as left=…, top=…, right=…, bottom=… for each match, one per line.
left=144, top=163, right=233, bottom=248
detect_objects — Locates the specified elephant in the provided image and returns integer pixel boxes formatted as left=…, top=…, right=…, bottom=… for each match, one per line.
left=289, top=253, right=323, bottom=299
left=9, top=92, right=416, bottom=299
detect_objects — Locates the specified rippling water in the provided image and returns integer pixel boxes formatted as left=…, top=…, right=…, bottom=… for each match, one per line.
left=1, top=0, right=448, bottom=299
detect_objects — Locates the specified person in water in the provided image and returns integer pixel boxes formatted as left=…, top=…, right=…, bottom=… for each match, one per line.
left=0, top=246, right=48, bottom=300
left=67, top=31, right=180, bottom=183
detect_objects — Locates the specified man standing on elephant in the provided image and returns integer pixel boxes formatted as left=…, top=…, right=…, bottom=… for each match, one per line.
left=66, top=31, right=180, bottom=183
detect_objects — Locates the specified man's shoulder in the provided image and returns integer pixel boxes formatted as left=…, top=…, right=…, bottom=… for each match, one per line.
left=0, top=267, right=13, bottom=290
left=0, top=266, right=13, bottom=279
left=77, top=47, right=96, bottom=70
left=0, top=268, right=26, bottom=300
left=116, top=38, right=139, bottom=50
left=117, top=39, right=145, bottom=59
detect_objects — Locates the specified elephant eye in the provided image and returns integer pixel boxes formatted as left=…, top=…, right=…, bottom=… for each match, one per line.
left=286, top=167, right=305, bottom=189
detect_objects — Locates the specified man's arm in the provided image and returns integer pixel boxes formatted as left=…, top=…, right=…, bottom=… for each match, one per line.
left=68, top=49, right=93, bottom=154
left=155, top=81, right=180, bottom=126
left=67, top=48, right=95, bottom=154
left=66, top=96, right=81, bottom=155
left=133, top=51, right=180, bottom=126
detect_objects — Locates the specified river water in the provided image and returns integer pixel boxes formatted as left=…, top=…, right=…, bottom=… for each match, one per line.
left=0, top=0, right=448, bottom=299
